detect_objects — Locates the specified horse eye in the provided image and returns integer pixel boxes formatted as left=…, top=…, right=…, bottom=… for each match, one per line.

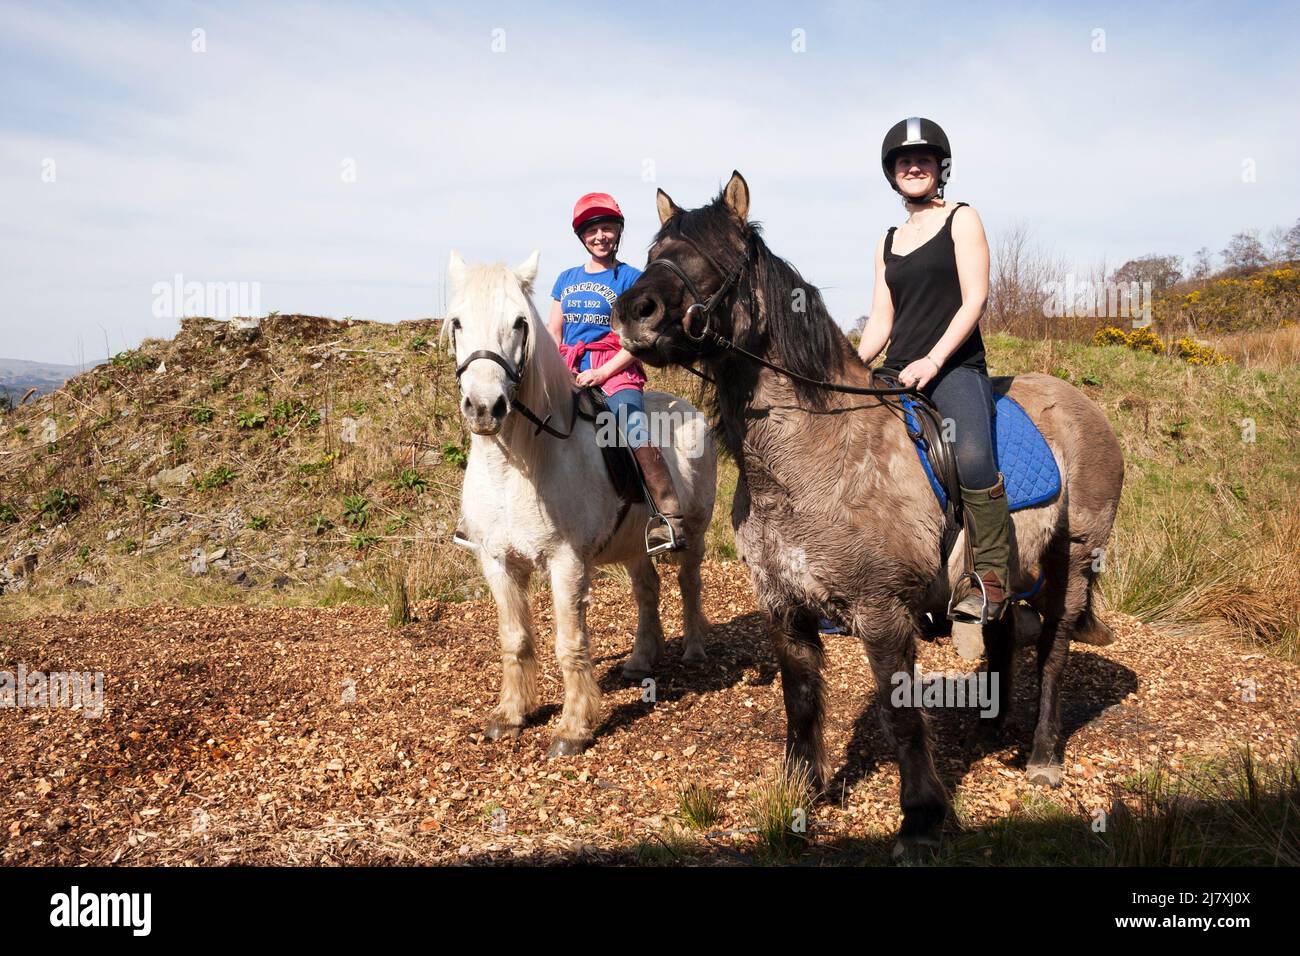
left=450, top=317, right=461, bottom=330
left=514, top=316, right=526, bottom=329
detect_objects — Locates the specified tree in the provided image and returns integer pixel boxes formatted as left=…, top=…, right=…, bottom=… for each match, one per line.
left=1221, top=230, right=1268, bottom=272
left=851, top=314, right=869, bottom=335
left=1112, top=254, right=1183, bottom=295
left=1283, top=217, right=1300, bottom=263
left=1189, top=247, right=1215, bottom=280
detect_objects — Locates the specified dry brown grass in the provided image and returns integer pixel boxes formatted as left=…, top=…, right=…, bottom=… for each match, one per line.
left=1207, top=324, right=1300, bottom=371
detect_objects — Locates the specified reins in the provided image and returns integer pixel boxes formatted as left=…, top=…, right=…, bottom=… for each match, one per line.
left=644, top=230, right=926, bottom=403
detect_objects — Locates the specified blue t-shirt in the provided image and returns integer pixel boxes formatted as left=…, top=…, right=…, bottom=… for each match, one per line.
left=550, top=263, right=643, bottom=372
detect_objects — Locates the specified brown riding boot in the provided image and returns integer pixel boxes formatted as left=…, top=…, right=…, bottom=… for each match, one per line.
left=631, top=444, right=687, bottom=555
left=950, top=475, right=1012, bottom=624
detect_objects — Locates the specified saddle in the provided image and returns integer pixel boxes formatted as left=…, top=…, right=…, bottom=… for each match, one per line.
left=872, top=371, right=1063, bottom=566
left=574, top=386, right=643, bottom=505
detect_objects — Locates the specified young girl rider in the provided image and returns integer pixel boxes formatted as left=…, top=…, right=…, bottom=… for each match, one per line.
left=550, top=192, right=687, bottom=556
left=454, top=193, right=688, bottom=557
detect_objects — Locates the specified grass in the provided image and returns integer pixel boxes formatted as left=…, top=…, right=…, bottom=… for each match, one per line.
left=747, top=760, right=816, bottom=861
left=987, top=332, right=1300, bottom=660
left=676, top=782, right=724, bottom=831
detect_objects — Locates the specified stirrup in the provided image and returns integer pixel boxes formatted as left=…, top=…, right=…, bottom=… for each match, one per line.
left=948, top=570, right=1003, bottom=625
left=452, top=524, right=479, bottom=553
left=643, top=512, right=681, bottom=557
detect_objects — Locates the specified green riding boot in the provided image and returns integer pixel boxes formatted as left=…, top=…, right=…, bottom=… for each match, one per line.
left=949, top=474, right=1012, bottom=624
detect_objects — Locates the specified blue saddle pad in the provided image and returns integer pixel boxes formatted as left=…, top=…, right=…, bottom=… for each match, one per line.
left=901, top=392, right=1060, bottom=512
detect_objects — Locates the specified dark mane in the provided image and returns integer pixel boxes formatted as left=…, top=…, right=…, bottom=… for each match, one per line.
left=656, top=193, right=847, bottom=417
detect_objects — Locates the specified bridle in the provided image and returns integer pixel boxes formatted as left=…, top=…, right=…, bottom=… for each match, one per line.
left=452, top=319, right=579, bottom=439
left=642, top=227, right=926, bottom=401
left=643, top=232, right=752, bottom=348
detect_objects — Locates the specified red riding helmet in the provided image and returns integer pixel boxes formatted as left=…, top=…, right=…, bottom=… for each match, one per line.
left=572, top=192, right=624, bottom=234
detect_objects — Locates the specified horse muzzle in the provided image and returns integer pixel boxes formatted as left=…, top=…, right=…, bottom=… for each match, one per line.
left=461, top=390, right=509, bottom=435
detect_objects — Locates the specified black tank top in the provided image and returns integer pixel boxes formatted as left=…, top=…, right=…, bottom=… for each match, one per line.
left=882, top=202, right=986, bottom=373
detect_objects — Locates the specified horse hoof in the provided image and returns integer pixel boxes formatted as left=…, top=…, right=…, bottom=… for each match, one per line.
left=1026, top=764, right=1064, bottom=788
left=682, top=646, right=708, bottom=665
left=546, top=737, right=590, bottom=758
left=621, top=663, right=654, bottom=681
left=892, top=835, right=941, bottom=865
left=484, top=720, right=523, bottom=742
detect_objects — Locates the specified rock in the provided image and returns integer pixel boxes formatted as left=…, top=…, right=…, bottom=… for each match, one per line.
left=106, top=528, right=123, bottom=542
left=339, top=417, right=361, bottom=444
left=293, top=549, right=308, bottom=569
left=149, top=462, right=194, bottom=490
left=70, top=571, right=97, bottom=588
left=231, top=318, right=261, bottom=344
left=155, top=360, right=167, bottom=374
left=40, top=417, right=58, bottom=443
left=271, top=575, right=290, bottom=589
left=207, top=546, right=227, bottom=561
left=227, top=569, right=252, bottom=587
left=189, top=549, right=208, bottom=575
left=144, top=529, right=171, bottom=551
left=322, top=559, right=356, bottom=580
left=400, top=383, right=414, bottom=397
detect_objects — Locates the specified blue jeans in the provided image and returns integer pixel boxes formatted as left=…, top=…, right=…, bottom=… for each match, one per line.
left=920, top=365, right=998, bottom=490
left=600, top=387, right=650, bottom=449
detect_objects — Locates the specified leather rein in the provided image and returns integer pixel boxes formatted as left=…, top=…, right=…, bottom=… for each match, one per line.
left=643, top=230, right=925, bottom=402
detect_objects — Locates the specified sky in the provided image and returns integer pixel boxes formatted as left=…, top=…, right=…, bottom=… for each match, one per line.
left=1, top=0, right=1297, bottom=364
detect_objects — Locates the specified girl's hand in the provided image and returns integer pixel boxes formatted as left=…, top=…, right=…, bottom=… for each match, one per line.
left=898, top=355, right=942, bottom=389
left=575, top=367, right=606, bottom=388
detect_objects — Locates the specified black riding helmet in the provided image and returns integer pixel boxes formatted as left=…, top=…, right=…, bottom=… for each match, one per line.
left=881, top=117, right=951, bottom=201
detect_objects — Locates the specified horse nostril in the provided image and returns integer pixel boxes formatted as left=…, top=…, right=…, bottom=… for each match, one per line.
left=491, top=396, right=507, bottom=419
left=638, top=295, right=659, bottom=319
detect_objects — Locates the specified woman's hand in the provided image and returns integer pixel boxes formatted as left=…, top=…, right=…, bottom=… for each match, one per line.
left=575, top=367, right=607, bottom=388
left=898, top=355, right=942, bottom=389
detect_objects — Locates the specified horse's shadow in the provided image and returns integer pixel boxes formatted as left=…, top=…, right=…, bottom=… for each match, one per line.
left=592, top=611, right=777, bottom=738
left=827, top=643, right=1138, bottom=800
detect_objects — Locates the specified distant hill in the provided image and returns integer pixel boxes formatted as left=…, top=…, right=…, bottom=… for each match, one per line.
left=0, top=357, right=103, bottom=405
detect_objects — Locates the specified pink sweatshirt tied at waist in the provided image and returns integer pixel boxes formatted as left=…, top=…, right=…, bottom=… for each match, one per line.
left=558, top=330, right=647, bottom=396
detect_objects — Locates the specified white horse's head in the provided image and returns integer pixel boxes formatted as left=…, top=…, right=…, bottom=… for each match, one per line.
left=445, top=249, right=545, bottom=436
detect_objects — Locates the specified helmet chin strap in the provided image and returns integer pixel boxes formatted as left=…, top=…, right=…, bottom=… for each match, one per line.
left=902, top=185, right=944, bottom=207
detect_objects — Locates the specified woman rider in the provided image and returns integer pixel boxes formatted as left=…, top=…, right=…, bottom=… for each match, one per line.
left=856, top=117, right=1012, bottom=624
left=548, top=192, right=687, bottom=555
left=453, top=194, right=687, bottom=556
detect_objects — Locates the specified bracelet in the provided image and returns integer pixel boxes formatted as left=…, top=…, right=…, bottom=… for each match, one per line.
left=925, top=355, right=942, bottom=371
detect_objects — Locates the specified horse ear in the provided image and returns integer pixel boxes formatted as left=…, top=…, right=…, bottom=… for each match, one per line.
left=447, top=250, right=467, bottom=292
left=723, top=171, right=750, bottom=222
left=656, top=189, right=681, bottom=227
left=514, top=250, right=540, bottom=292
